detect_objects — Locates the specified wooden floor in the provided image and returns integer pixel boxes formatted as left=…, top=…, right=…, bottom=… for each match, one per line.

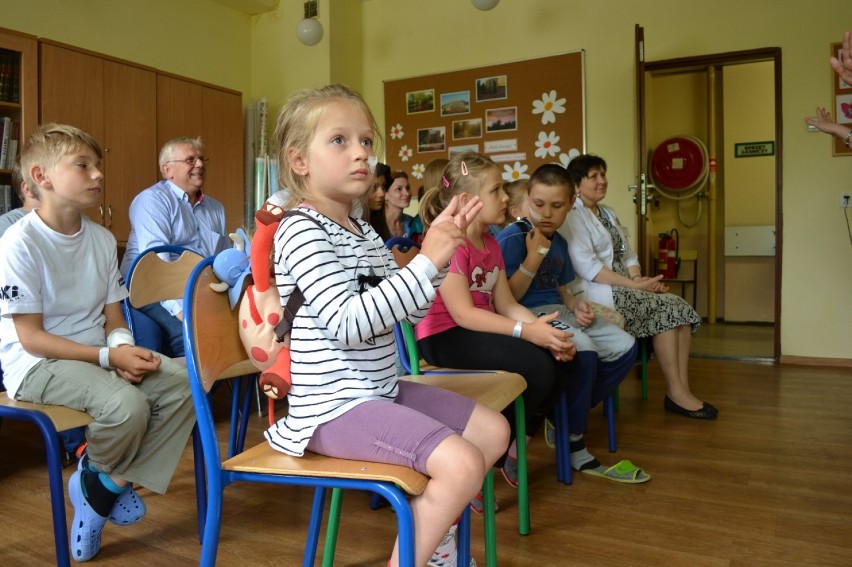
left=2, top=358, right=852, bottom=566
left=691, top=322, right=775, bottom=361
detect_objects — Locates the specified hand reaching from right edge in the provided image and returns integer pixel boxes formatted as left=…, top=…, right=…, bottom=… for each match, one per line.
left=805, top=107, right=850, bottom=141
left=420, top=196, right=483, bottom=269
left=830, top=31, right=852, bottom=86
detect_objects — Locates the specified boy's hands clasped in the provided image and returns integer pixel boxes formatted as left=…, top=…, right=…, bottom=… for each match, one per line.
left=111, top=345, right=161, bottom=384
left=421, top=195, right=483, bottom=269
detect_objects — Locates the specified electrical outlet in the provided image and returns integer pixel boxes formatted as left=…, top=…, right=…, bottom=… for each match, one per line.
left=841, top=193, right=852, bottom=208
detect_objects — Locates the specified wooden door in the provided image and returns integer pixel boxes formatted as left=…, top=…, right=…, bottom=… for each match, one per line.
left=40, top=43, right=105, bottom=225
left=156, top=74, right=204, bottom=145
left=633, top=24, right=650, bottom=270
left=103, top=60, right=157, bottom=245
left=202, top=86, right=244, bottom=231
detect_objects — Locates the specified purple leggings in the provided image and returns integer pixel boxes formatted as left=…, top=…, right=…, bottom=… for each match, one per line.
left=306, top=380, right=475, bottom=475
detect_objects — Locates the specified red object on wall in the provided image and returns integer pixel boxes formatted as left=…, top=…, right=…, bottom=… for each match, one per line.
left=657, top=231, right=678, bottom=279
left=650, top=136, right=708, bottom=194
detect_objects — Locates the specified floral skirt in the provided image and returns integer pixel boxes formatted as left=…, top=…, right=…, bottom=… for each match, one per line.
left=611, top=286, right=701, bottom=338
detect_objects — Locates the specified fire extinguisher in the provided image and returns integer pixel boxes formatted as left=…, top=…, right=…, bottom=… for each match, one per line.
left=657, top=229, right=679, bottom=279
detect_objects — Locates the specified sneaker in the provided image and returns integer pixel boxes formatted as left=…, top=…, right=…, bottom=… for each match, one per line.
left=69, top=470, right=109, bottom=562
left=427, top=524, right=477, bottom=567
left=545, top=418, right=556, bottom=448
left=500, top=455, right=519, bottom=489
left=78, top=453, right=147, bottom=526
left=468, top=490, right=499, bottom=516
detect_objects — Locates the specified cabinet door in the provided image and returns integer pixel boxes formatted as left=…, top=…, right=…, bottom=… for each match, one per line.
left=40, top=44, right=105, bottom=224
left=202, top=87, right=245, bottom=231
left=157, top=74, right=203, bottom=144
left=103, top=61, right=157, bottom=245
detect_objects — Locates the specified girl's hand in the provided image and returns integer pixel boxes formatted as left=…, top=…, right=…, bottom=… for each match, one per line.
left=111, top=346, right=161, bottom=384
left=522, top=311, right=575, bottom=357
left=421, top=196, right=482, bottom=268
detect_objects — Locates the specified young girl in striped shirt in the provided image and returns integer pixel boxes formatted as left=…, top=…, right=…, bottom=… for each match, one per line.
left=264, top=84, right=508, bottom=567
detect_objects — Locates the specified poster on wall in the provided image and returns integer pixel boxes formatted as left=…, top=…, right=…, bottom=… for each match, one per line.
left=831, top=42, right=852, bottom=156
left=384, top=51, right=586, bottom=186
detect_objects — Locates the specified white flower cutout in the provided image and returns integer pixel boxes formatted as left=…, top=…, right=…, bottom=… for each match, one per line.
left=411, top=163, right=425, bottom=179
left=534, top=131, right=561, bottom=159
left=399, top=145, right=413, bottom=162
left=558, top=148, right=581, bottom=168
left=532, top=90, right=566, bottom=125
left=390, top=123, right=404, bottom=140
left=502, top=161, right=530, bottom=182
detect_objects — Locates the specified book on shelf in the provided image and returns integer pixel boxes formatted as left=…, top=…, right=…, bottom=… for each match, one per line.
left=0, top=52, right=8, bottom=103
left=0, top=184, right=11, bottom=215
left=0, top=116, right=11, bottom=169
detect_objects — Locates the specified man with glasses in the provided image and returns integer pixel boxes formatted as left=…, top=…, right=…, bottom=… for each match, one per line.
left=120, top=137, right=228, bottom=357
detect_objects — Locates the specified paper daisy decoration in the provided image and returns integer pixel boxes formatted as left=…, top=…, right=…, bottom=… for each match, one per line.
left=531, top=90, right=566, bottom=125
left=411, top=163, right=425, bottom=179
left=390, top=123, right=404, bottom=140
left=558, top=148, right=581, bottom=168
left=534, top=131, right=561, bottom=159
left=502, top=161, right=530, bottom=182
left=399, top=145, right=413, bottom=162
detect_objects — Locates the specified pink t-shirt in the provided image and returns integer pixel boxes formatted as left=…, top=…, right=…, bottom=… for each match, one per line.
left=415, top=233, right=504, bottom=340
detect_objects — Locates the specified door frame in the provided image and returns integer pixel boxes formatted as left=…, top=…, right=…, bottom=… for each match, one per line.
left=635, top=25, right=782, bottom=361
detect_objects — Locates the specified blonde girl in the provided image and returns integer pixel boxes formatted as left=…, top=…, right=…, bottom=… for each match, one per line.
left=265, top=85, right=507, bottom=567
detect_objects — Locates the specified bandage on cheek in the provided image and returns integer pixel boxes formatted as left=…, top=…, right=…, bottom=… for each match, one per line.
left=367, top=156, right=378, bottom=173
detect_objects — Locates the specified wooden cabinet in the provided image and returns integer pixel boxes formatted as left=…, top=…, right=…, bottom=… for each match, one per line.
left=39, top=42, right=158, bottom=245
left=0, top=27, right=37, bottom=208
left=157, top=74, right=245, bottom=232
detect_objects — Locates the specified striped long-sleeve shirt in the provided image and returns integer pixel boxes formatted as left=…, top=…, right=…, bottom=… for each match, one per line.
left=264, top=207, right=444, bottom=456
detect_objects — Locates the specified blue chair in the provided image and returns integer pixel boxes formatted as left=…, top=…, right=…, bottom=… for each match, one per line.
left=0, top=391, right=93, bottom=567
left=183, top=257, right=454, bottom=567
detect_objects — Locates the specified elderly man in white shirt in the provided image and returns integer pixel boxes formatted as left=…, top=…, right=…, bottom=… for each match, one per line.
left=120, top=137, right=228, bottom=357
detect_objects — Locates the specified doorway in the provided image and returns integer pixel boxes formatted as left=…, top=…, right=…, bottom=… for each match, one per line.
left=634, top=27, right=782, bottom=361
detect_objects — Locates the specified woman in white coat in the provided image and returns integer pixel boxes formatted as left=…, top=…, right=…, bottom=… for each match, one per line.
left=561, top=154, right=717, bottom=420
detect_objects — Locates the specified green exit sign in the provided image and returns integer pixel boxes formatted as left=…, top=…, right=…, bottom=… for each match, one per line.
left=734, top=141, right=775, bottom=158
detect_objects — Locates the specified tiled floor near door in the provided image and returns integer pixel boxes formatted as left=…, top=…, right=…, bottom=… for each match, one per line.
left=691, top=322, right=774, bottom=360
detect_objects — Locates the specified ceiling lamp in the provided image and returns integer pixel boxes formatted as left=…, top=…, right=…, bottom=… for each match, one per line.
left=471, top=0, right=500, bottom=10
left=296, top=0, right=323, bottom=46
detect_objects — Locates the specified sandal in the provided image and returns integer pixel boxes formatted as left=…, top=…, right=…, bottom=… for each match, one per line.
left=580, top=459, right=651, bottom=484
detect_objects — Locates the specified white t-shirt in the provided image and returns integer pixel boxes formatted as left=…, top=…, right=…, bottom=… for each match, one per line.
left=0, top=213, right=128, bottom=397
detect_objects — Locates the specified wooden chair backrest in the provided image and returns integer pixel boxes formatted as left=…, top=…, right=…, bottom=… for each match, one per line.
left=128, top=250, right=203, bottom=308
left=186, top=264, right=257, bottom=392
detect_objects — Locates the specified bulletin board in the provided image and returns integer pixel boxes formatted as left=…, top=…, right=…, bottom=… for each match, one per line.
left=383, top=51, right=585, bottom=185
left=831, top=41, right=852, bottom=156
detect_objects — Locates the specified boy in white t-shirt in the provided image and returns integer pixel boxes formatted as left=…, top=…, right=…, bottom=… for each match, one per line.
left=0, top=124, right=196, bottom=562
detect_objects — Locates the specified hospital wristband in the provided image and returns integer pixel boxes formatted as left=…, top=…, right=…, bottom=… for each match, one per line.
left=512, top=320, right=523, bottom=339
left=518, top=264, right=536, bottom=279
left=99, top=347, right=112, bottom=369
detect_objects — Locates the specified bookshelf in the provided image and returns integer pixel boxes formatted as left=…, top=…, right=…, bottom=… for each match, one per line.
left=0, top=27, right=37, bottom=215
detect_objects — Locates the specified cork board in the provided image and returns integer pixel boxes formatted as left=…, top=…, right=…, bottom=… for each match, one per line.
left=383, top=51, right=585, bottom=186
left=831, top=41, right=852, bottom=156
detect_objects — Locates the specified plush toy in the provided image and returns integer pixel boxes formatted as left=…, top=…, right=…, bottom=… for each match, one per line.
left=209, top=228, right=252, bottom=309
left=238, top=204, right=293, bottom=401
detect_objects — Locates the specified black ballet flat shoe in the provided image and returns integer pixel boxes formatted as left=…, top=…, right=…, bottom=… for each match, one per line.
left=664, top=396, right=718, bottom=420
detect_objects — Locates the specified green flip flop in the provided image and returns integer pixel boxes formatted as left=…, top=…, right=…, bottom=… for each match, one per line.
left=580, top=459, right=651, bottom=484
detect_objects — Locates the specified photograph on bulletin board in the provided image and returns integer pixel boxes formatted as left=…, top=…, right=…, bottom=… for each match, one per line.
left=384, top=51, right=586, bottom=189
left=831, top=42, right=852, bottom=156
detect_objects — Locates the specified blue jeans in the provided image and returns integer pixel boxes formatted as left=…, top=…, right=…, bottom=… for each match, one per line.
left=138, top=303, right=185, bottom=358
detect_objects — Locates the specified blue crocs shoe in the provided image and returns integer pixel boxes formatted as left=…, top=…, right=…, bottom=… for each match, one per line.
left=68, top=470, right=108, bottom=562
left=78, top=454, right=146, bottom=526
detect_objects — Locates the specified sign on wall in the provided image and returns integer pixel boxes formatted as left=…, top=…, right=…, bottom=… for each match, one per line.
left=383, top=51, right=585, bottom=189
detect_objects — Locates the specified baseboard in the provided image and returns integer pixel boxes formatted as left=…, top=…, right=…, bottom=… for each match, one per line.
left=779, top=355, right=852, bottom=368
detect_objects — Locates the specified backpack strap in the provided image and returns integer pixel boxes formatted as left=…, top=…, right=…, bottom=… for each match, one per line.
left=273, top=210, right=327, bottom=342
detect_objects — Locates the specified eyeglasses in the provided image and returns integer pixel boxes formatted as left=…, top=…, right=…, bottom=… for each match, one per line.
left=167, top=156, right=209, bottom=166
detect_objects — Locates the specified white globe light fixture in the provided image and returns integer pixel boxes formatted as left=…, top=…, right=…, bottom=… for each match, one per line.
left=471, top=0, right=500, bottom=10
left=296, top=1, right=323, bottom=46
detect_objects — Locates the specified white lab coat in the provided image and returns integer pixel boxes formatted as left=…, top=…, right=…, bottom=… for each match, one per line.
left=560, top=198, right=640, bottom=308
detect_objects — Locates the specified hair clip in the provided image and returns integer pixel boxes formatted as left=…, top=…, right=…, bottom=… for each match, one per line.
left=442, top=175, right=451, bottom=189
left=461, top=161, right=469, bottom=176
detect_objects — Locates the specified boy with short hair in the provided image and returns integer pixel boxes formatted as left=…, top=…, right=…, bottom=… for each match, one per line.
left=0, top=124, right=196, bottom=562
left=497, top=163, right=647, bottom=483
